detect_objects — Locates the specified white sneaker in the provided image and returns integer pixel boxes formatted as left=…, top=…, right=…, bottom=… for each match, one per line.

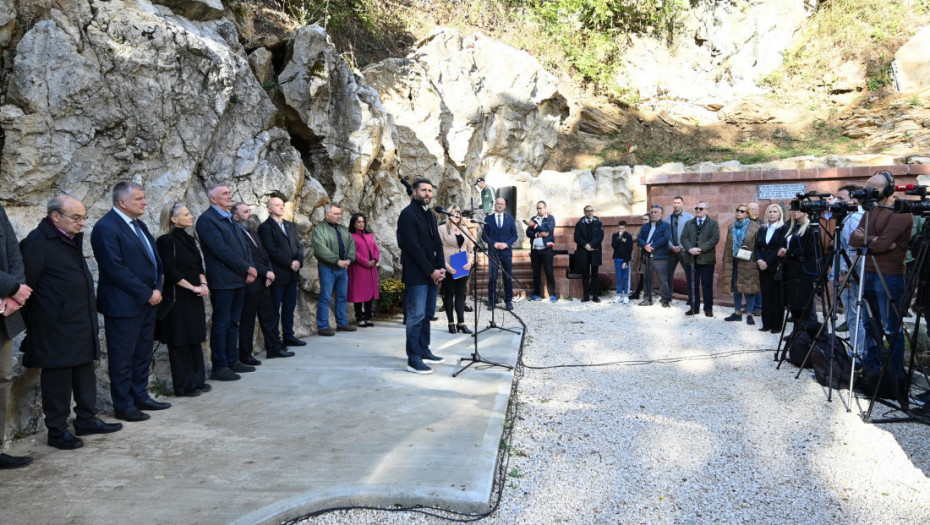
left=622, top=296, right=629, bottom=304
left=613, top=296, right=622, bottom=304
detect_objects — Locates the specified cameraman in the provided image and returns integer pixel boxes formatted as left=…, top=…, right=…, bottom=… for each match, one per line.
left=850, top=172, right=913, bottom=372
left=836, top=185, right=866, bottom=349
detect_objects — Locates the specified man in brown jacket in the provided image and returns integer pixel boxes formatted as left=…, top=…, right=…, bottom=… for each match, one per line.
left=850, top=171, right=912, bottom=373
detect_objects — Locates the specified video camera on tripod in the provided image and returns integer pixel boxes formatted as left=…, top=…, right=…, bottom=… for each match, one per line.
left=893, top=184, right=930, bottom=215
left=793, top=190, right=858, bottom=220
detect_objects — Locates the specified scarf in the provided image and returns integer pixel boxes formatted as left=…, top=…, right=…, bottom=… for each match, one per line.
left=732, top=218, right=749, bottom=257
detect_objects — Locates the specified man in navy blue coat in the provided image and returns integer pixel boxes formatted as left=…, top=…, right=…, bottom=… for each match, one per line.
left=637, top=204, right=673, bottom=307
left=195, top=184, right=258, bottom=382
left=396, top=178, right=446, bottom=374
left=484, top=197, right=518, bottom=310
left=91, top=181, right=170, bottom=422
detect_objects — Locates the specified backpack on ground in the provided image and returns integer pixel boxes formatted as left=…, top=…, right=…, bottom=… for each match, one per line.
left=809, top=333, right=852, bottom=390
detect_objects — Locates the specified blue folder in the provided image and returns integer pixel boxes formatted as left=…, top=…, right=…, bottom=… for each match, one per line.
left=449, top=251, right=470, bottom=279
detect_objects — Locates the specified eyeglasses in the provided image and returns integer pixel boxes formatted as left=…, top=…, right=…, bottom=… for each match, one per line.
left=736, top=209, right=747, bottom=213
left=694, top=207, right=705, bottom=211
left=584, top=209, right=594, bottom=213
left=58, top=212, right=88, bottom=222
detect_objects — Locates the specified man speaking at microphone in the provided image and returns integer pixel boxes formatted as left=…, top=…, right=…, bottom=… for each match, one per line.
left=397, top=178, right=447, bottom=375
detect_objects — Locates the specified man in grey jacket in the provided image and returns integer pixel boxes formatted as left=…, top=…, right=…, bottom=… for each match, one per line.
left=0, top=202, right=33, bottom=468
left=664, top=196, right=693, bottom=305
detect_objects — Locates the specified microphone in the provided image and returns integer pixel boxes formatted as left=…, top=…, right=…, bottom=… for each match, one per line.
left=895, top=184, right=917, bottom=192
left=433, top=207, right=483, bottom=224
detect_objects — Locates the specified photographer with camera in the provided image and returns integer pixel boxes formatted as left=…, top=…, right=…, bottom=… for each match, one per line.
left=850, top=171, right=913, bottom=373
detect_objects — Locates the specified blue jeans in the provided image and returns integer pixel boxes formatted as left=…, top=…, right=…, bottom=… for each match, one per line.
left=405, top=283, right=438, bottom=362
left=613, top=259, right=630, bottom=294
left=209, top=288, right=245, bottom=370
left=317, top=265, right=348, bottom=330
left=861, top=272, right=906, bottom=371
left=270, top=280, right=298, bottom=338
left=732, top=261, right=756, bottom=313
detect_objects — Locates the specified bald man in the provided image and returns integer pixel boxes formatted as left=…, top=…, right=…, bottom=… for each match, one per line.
left=258, top=197, right=305, bottom=346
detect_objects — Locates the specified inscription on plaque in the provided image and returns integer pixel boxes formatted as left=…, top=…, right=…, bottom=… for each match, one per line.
left=758, top=183, right=806, bottom=201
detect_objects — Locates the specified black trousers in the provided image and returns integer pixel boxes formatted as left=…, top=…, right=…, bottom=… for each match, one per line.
left=443, top=276, right=468, bottom=324
left=759, top=271, right=784, bottom=330
left=41, top=362, right=97, bottom=433
left=667, top=249, right=692, bottom=302
left=689, top=263, right=715, bottom=312
left=168, top=343, right=206, bottom=395
left=240, top=283, right=283, bottom=360
left=581, top=260, right=600, bottom=298
left=354, top=300, right=373, bottom=322
left=487, top=251, right=513, bottom=304
left=530, top=247, right=557, bottom=298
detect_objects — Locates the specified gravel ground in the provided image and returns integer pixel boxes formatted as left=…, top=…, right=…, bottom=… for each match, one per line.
left=297, top=297, right=930, bottom=525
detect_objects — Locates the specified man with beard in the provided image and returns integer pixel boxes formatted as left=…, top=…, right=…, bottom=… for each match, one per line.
left=232, top=203, right=294, bottom=363
left=21, top=196, right=123, bottom=450
left=396, top=178, right=446, bottom=374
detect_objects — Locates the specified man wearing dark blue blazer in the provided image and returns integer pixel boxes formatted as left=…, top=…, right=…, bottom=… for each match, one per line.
left=396, top=178, right=446, bottom=374
left=195, top=185, right=258, bottom=382
left=637, top=204, right=673, bottom=307
left=483, top=197, right=518, bottom=310
left=91, top=181, right=170, bottom=422
left=258, top=196, right=305, bottom=347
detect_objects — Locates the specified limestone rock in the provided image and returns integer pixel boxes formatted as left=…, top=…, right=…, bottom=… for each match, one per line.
left=363, top=28, right=569, bottom=215
left=824, top=60, right=865, bottom=93
left=0, top=0, right=15, bottom=47
left=578, top=106, right=623, bottom=135
left=892, top=26, right=930, bottom=93
left=248, top=47, right=274, bottom=86
left=153, top=0, right=224, bottom=21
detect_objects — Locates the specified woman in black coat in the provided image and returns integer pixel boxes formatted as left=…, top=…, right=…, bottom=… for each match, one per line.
left=778, top=205, right=820, bottom=330
left=753, top=204, right=788, bottom=333
left=155, top=203, right=210, bottom=397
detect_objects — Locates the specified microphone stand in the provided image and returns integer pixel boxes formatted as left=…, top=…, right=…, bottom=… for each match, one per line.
left=450, top=215, right=514, bottom=377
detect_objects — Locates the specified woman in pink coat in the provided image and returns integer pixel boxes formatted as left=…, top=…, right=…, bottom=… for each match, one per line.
left=348, top=213, right=380, bottom=327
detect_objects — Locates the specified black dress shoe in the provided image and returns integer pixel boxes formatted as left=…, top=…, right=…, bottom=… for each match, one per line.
left=73, top=418, right=123, bottom=436
left=175, top=389, right=202, bottom=397
left=136, top=398, right=171, bottom=411
left=241, top=355, right=262, bottom=366
left=283, top=337, right=307, bottom=347
left=48, top=429, right=84, bottom=450
left=230, top=361, right=256, bottom=373
left=581, top=296, right=590, bottom=302
left=114, top=408, right=151, bottom=422
left=592, top=296, right=601, bottom=303
left=209, top=367, right=241, bottom=381
left=685, top=309, right=697, bottom=316
left=198, top=383, right=213, bottom=393
left=0, top=453, right=33, bottom=469
left=266, top=349, right=295, bottom=358
left=464, top=304, right=473, bottom=312
left=705, top=310, right=714, bottom=317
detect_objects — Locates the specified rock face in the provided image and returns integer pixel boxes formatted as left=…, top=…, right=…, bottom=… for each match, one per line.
left=618, top=1, right=817, bottom=113
left=153, top=0, right=224, bottom=21
left=892, top=25, right=930, bottom=93
left=363, top=28, right=570, bottom=218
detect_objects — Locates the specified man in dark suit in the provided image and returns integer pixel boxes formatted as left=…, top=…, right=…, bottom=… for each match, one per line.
left=21, top=196, right=122, bottom=450
left=396, top=178, right=446, bottom=374
left=573, top=205, right=605, bottom=302
left=258, top=196, right=305, bottom=347
left=91, top=181, right=170, bottom=422
left=637, top=204, right=673, bottom=307
left=681, top=201, right=721, bottom=317
left=483, top=197, right=518, bottom=310
left=232, top=203, right=294, bottom=362
left=0, top=201, right=33, bottom=469
left=195, top=184, right=258, bottom=381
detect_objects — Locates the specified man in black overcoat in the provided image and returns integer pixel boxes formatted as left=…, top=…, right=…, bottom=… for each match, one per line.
left=574, top=205, right=605, bottom=302
left=20, top=196, right=122, bottom=450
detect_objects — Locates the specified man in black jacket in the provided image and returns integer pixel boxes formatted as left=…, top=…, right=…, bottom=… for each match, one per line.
left=396, top=178, right=446, bottom=374
left=20, top=196, right=122, bottom=451
left=232, top=203, right=294, bottom=363
left=258, top=196, right=306, bottom=347
left=0, top=201, right=32, bottom=469
left=574, top=205, right=605, bottom=302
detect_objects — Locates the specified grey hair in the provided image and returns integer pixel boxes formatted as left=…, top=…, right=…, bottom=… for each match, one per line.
left=324, top=202, right=341, bottom=214
left=112, top=181, right=144, bottom=206
left=207, top=184, right=228, bottom=198
left=47, top=195, right=70, bottom=215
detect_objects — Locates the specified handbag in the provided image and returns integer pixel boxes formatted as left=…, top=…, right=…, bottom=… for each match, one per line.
left=736, top=247, right=753, bottom=261
left=774, top=261, right=784, bottom=281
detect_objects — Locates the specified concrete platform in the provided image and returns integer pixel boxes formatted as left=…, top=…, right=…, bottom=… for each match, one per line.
left=0, top=314, right=522, bottom=525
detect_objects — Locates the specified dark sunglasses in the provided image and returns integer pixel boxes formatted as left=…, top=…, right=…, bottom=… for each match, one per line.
left=694, top=207, right=705, bottom=211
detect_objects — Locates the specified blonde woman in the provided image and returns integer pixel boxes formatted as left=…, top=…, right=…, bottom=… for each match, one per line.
left=438, top=206, right=474, bottom=334
left=778, top=202, right=817, bottom=327
left=753, top=203, right=788, bottom=333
